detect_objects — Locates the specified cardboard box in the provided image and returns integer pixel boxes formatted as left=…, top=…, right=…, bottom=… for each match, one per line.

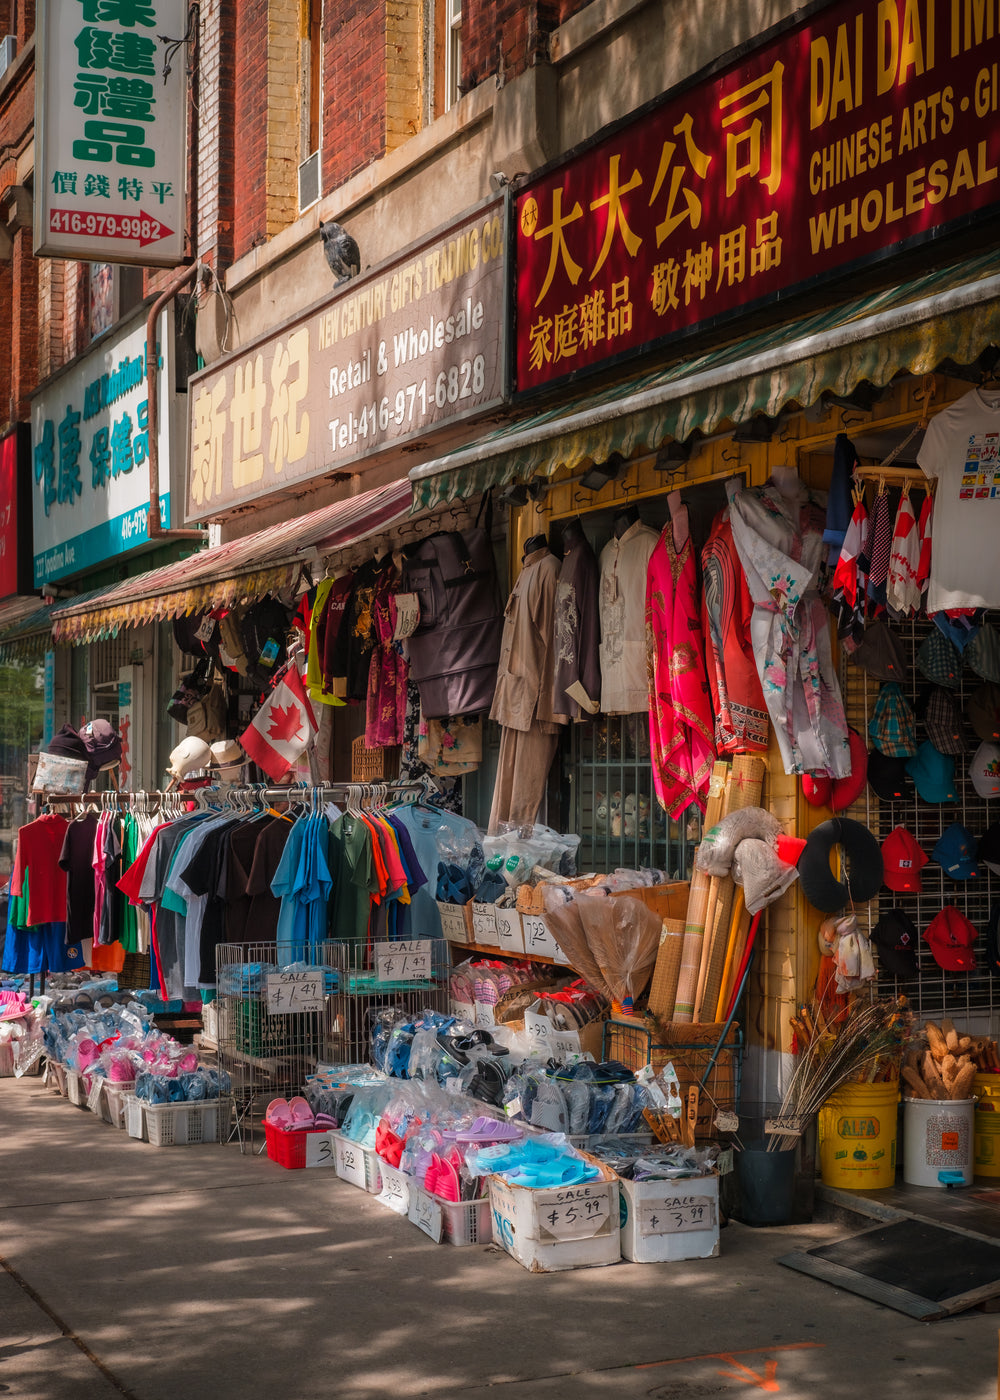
left=487, top=1157, right=621, bottom=1272
left=437, top=902, right=469, bottom=945
left=521, top=913, right=560, bottom=961
left=524, top=1003, right=605, bottom=1060
left=619, top=1174, right=720, bottom=1263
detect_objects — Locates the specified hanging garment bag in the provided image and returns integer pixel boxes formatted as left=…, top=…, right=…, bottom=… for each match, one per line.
left=402, top=493, right=502, bottom=717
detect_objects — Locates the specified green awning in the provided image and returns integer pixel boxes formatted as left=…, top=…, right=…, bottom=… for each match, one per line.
left=410, top=249, right=1000, bottom=512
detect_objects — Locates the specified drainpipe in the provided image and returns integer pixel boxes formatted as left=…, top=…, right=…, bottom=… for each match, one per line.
left=146, top=262, right=205, bottom=539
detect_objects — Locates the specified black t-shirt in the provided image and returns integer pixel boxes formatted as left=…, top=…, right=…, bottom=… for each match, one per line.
left=58, top=812, right=99, bottom=944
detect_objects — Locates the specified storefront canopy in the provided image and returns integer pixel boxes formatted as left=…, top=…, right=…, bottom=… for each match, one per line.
left=410, top=249, right=1000, bottom=512
left=0, top=586, right=117, bottom=662
left=50, top=478, right=411, bottom=645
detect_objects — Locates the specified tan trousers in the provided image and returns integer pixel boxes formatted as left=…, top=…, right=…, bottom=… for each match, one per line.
left=488, top=724, right=559, bottom=834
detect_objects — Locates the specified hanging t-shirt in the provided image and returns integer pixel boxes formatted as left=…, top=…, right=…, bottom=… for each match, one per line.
left=328, top=813, right=378, bottom=944
left=59, top=812, right=99, bottom=947
left=918, top=387, right=1000, bottom=611
left=12, top=814, right=69, bottom=925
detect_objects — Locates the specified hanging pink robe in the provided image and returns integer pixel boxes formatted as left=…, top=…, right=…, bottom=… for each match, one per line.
left=645, top=525, right=716, bottom=818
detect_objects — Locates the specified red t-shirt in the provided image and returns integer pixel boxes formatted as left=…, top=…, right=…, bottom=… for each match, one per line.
left=13, top=814, right=69, bottom=924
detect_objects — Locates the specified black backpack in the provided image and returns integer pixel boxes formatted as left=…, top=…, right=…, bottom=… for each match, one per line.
left=401, top=493, right=502, bottom=718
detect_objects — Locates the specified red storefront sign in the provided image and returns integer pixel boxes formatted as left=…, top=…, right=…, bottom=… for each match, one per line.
left=516, top=0, right=1000, bottom=394
left=0, top=428, right=31, bottom=600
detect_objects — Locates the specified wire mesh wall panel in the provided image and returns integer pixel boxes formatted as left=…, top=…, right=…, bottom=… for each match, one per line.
left=325, top=939, right=450, bottom=1065
left=841, top=610, right=1000, bottom=1032
left=215, top=942, right=332, bottom=1146
left=570, top=714, right=701, bottom=879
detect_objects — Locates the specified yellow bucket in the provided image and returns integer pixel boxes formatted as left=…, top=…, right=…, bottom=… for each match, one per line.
left=819, top=1081, right=899, bottom=1190
left=974, top=1073, right=1000, bottom=1177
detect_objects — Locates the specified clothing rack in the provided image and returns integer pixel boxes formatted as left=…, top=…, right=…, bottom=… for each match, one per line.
left=34, top=776, right=438, bottom=809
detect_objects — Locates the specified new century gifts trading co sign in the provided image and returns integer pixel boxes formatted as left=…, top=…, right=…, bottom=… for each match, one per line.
left=34, top=0, right=187, bottom=266
left=186, top=198, right=506, bottom=518
left=31, top=305, right=180, bottom=587
left=516, top=0, right=1000, bottom=393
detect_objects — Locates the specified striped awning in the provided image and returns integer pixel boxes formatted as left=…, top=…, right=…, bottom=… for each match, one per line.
left=0, top=586, right=116, bottom=662
left=50, top=478, right=411, bottom=645
left=410, top=249, right=1000, bottom=511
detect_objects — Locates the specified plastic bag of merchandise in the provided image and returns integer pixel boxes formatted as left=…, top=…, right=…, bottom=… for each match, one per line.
left=696, top=807, right=781, bottom=877
left=339, top=1081, right=394, bottom=1147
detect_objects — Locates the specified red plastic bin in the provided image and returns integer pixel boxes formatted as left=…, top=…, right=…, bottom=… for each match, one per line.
left=264, top=1121, right=333, bottom=1169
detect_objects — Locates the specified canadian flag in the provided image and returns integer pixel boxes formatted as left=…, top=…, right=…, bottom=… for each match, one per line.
left=239, top=661, right=318, bottom=780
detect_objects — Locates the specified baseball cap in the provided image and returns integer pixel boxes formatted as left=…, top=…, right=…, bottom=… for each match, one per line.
left=979, top=823, right=1000, bottom=876
left=882, top=826, right=929, bottom=891
left=44, top=723, right=89, bottom=763
left=969, top=623, right=1000, bottom=682
left=851, top=620, right=908, bottom=682
left=868, top=682, right=918, bottom=757
left=970, top=741, right=1000, bottom=799
left=932, top=822, right=980, bottom=880
left=906, top=741, right=958, bottom=803
left=801, top=772, right=832, bottom=808
left=923, top=687, right=967, bottom=755
left=872, top=908, right=920, bottom=978
left=924, top=905, right=978, bottom=971
left=867, top=748, right=912, bottom=804
left=168, top=736, right=212, bottom=780
left=830, top=730, right=869, bottom=811
left=968, top=683, right=1000, bottom=743
left=917, top=630, right=962, bottom=689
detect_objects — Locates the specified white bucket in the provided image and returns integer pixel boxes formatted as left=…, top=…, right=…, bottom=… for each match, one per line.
left=902, top=1097, right=975, bottom=1188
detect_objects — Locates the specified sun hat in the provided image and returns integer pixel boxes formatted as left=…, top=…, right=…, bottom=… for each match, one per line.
left=924, top=905, right=978, bottom=972
left=168, top=736, right=212, bottom=780
left=906, top=741, right=957, bottom=803
left=851, top=619, right=908, bottom=682
left=830, top=729, right=869, bottom=811
left=916, top=630, right=962, bottom=689
left=881, top=826, right=928, bottom=892
left=969, top=623, right=1000, bottom=682
left=868, top=683, right=918, bottom=757
left=210, top=739, right=244, bottom=768
left=797, top=818, right=883, bottom=913
left=970, top=741, right=1000, bottom=799
left=872, top=908, right=920, bottom=978
left=932, top=823, right=979, bottom=880
left=968, top=683, right=1000, bottom=743
left=867, top=748, right=912, bottom=804
left=923, top=687, right=966, bottom=755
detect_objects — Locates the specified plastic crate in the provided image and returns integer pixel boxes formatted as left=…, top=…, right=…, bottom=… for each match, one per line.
left=333, top=1132, right=383, bottom=1192
left=264, top=1121, right=337, bottom=1169
left=0, top=1041, right=15, bottom=1077
left=103, top=1081, right=136, bottom=1130
left=408, top=1184, right=493, bottom=1246
left=47, top=1060, right=67, bottom=1096
left=133, top=1097, right=231, bottom=1147
left=233, top=998, right=291, bottom=1057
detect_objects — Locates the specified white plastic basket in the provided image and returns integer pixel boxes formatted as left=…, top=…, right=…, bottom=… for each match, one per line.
left=439, top=1194, right=493, bottom=1246
left=0, top=1041, right=16, bottom=1077
left=124, top=1092, right=146, bottom=1140
left=127, top=1097, right=231, bottom=1146
left=65, top=1068, right=87, bottom=1107
left=333, top=1133, right=382, bottom=1192
left=103, top=1081, right=136, bottom=1130
left=47, top=1060, right=67, bottom=1096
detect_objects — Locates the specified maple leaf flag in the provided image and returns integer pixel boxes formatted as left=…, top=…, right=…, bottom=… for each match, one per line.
left=238, top=661, right=318, bottom=780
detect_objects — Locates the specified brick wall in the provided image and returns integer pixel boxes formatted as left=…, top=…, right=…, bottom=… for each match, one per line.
left=36, top=255, right=66, bottom=383
left=266, top=0, right=300, bottom=237
left=461, top=0, right=561, bottom=92
left=322, top=0, right=388, bottom=193
left=233, top=0, right=270, bottom=256
left=8, top=228, right=37, bottom=424
left=385, top=1, right=422, bottom=153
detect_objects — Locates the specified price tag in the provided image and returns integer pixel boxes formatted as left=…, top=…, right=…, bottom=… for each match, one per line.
left=522, top=915, right=558, bottom=960
left=524, top=1009, right=552, bottom=1049
left=379, top=1169, right=408, bottom=1210
left=535, top=1185, right=612, bottom=1242
left=550, top=1029, right=583, bottom=1057
left=471, top=904, right=498, bottom=944
left=437, top=904, right=468, bottom=944
left=393, top=593, right=421, bottom=640
left=494, top=909, right=524, bottom=954
left=306, top=1132, right=337, bottom=1168
left=336, top=1139, right=368, bottom=1188
left=374, top=940, right=432, bottom=982
left=639, top=1194, right=716, bottom=1236
left=195, top=615, right=217, bottom=643
left=552, top=940, right=572, bottom=965
left=764, top=1117, right=803, bottom=1138
left=14, top=1039, right=43, bottom=1078
left=714, top=1110, right=739, bottom=1133
left=408, top=1188, right=444, bottom=1243
left=265, top=971, right=325, bottom=1014
left=87, top=1079, right=105, bottom=1114
left=474, top=1001, right=497, bottom=1028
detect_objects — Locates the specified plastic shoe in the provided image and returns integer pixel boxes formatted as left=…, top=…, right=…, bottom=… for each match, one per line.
left=265, top=1097, right=292, bottom=1128
left=455, top=1116, right=522, bottom=1143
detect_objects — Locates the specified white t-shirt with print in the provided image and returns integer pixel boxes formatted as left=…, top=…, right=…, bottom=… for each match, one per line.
left=918, top=387, right=1000, bottom=612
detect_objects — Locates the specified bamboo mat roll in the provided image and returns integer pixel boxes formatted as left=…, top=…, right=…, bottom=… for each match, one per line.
left=673, top=761, right=729, bottom=1023
left=646, top=917, right=685, bottom=1020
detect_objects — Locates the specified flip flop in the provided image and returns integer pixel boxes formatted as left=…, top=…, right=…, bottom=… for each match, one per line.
left=289, top=1095, right=315, bottom=1127
left=455, top=1116, right=522, bottom=1143
left=265, top=1097, right=292, bottom=1128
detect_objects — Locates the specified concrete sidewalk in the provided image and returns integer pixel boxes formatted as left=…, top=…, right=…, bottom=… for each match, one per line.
left=1, top=1074, right=998, bottom=1400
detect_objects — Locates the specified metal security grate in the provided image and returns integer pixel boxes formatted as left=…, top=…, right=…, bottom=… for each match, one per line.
left=570, top=714, right=700, bottom=880
left=842, top=612, right=1000, bottom=1032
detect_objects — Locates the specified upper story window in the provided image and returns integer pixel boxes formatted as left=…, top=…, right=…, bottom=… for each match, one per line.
left=444, top=0, right=461, bottom=112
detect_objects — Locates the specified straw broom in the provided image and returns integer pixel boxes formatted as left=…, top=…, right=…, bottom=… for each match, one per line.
left=673, top=761, right=729, bottom=1022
